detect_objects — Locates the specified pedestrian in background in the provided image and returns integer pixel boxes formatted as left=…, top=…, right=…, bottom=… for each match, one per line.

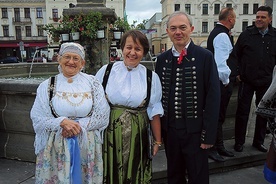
left=42, top=54, right=47, bottom=63
left=206, top=7, right=237, bottom=162
left=155, top=11, right=220, bottom=183
left=96, top=30, right=163, bottom=184
left=233, top=6, right=276, bottom=153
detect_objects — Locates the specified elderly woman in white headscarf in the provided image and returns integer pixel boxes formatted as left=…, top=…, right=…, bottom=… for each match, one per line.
left=30, top=42, right=110, bottom=184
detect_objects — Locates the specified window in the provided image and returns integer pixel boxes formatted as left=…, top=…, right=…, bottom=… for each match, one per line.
left=175, top=4, right=180, bottom=11
left=36, top=8, right=43, bottom=18
left=3, top=25, right=9, bottom=37
left=202, top=4, right=208, bottom=15
left=24, top=8, right=30, bottom=18
left=2, top=8, right=8, bottom=18
left=243, top=4, right=249, bottom=14
left=37, top=25, right=44, bottom=36
left=214, top=4, right=220, bottom=15
left=52, top=9, right=58, bottom=19
left=226, top=4, right=232, bottom=8
left=242, top=21, right=248, bottom=31
left=15, top=26, right=22, bottom=40
left=185, top=4, right=191, bottom=14
left=202, top=22, right=208, bottom=33
left=214, top=21, right=217, bottom=28
left=26, top=26, right=31, bottom=37
left=253, top=4, right=259, bottom=14
left=14, top=8, right=20, bottom=22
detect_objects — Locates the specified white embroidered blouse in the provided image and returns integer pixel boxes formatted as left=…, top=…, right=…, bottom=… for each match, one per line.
left=31, top=72, right=110, bottom=154
left=95, top=61, right=164, bottom=120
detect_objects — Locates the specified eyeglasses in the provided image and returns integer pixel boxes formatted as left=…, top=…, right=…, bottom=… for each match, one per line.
left=169, top=26, right=188, bottom=32
left=62, top=55, right=81, bottom=62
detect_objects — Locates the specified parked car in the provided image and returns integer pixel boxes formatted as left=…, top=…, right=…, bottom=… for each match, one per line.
left=0, top=57, right=20, bottom=64
left=26, top=57, right=44, bottom=63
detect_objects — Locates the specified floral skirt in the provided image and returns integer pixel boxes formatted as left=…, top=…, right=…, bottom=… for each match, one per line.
left=103, top=106, right=152, bottom=184
left=35, top=131, right=103, bottom=184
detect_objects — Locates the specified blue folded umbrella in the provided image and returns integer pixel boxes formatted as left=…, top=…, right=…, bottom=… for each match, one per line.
left=68, top=136, right=82, bottom=184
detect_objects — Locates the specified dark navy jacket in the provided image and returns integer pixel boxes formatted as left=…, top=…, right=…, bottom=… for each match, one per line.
left=155, top=41, right=220, bottom=144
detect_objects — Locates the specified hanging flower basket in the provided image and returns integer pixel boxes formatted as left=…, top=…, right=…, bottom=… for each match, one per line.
left=61, top=33, right=70, bottom=41
left=71, top=32, right=80, bottom=41
left=97, top=30, right=105, bottom=39
left=113, top=31, right=123, bottom=40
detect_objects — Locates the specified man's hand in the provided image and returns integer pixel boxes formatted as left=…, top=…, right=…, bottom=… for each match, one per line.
left=200, top=144, right=213, bottom=150
left=236, top=75, right=241, bottom=82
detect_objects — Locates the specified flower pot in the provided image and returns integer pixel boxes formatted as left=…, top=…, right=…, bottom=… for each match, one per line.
left=61, top=33, right=69, bottom=41
left=71, top=32, right=80, bottom=41
left=114, top=31, right=122, bottom=40
left=97, top=30, right=105, bottom=39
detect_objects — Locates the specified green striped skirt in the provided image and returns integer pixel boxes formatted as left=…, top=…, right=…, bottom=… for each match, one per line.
left=103, top=105, right=152, bottom=184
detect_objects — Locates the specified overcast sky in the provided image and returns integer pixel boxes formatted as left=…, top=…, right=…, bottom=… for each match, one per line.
left=126, top=0, right=161, bottom=25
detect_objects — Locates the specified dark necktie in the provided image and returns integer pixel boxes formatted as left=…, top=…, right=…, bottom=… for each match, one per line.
left=177, top=49, right=187, bottom=64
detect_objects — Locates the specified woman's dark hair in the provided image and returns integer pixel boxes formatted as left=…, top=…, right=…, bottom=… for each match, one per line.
left=120, top=30, right=149, bottom=56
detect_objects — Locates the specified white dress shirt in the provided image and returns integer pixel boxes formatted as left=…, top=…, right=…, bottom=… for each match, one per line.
left=96, top=61, right=164, bottom=120
left=213, top=24, right=232, bottom=85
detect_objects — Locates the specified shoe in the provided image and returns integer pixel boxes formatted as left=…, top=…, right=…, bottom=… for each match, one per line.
left=217, top=148, right=235, bottom=157
left=234, top=144, right=244, bottom=152
left=208, top=150, right=225, bottom=162
left=252, top=143, right=267, bottom=152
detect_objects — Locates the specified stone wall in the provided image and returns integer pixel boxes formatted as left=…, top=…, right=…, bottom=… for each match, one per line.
left=0, top=78, right=43, bottom=162
left=0, top=61, right=239, bottom=162
left=0, top=62, right=59, bottom=78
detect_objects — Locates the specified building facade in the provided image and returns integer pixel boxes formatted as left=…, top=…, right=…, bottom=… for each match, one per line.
left=1, top=0, right=272, bottom=61
left=0, top=0, right=125, bottom=61
left=0, top=0, right=77, bottom=61
left=146, top=0, right=269, bottom=55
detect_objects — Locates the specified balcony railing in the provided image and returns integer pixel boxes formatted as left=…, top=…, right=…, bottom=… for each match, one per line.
left=12, top=17, right=32, bottom=24
left=0, top=36, right=46, bottom=41
left=0, top=36, right=16, bottom=41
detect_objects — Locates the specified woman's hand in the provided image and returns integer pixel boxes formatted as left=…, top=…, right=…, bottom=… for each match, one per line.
left=152, top=141, right=162, bottom=156
left=150, top=115, right=162, bottom=157
left=60, top=119, right=81, bottom=138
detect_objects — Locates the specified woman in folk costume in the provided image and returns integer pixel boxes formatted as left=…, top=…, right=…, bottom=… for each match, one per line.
left=30, top=42, right=110, bottom=183
left=256, top=66, right=276, bottom=184
left=96, top=30, right=164, bottom=183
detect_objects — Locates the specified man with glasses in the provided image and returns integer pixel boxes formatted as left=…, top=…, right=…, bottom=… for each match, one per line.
left=155, top=11, right=220, bottom=184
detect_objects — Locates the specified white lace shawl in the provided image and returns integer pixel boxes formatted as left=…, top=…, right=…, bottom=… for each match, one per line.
left=30, top=72, right=110, bottom=154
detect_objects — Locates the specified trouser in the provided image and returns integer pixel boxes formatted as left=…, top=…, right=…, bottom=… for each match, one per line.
left=214, top=81, right=234, bottom=149
left=235, top=82, right=268, bottom=145
left=162, top=127, right=209, bottom=184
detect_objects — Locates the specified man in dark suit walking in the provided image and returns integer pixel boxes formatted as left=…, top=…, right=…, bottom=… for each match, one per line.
left=155, top=11, right=220, bottom=184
